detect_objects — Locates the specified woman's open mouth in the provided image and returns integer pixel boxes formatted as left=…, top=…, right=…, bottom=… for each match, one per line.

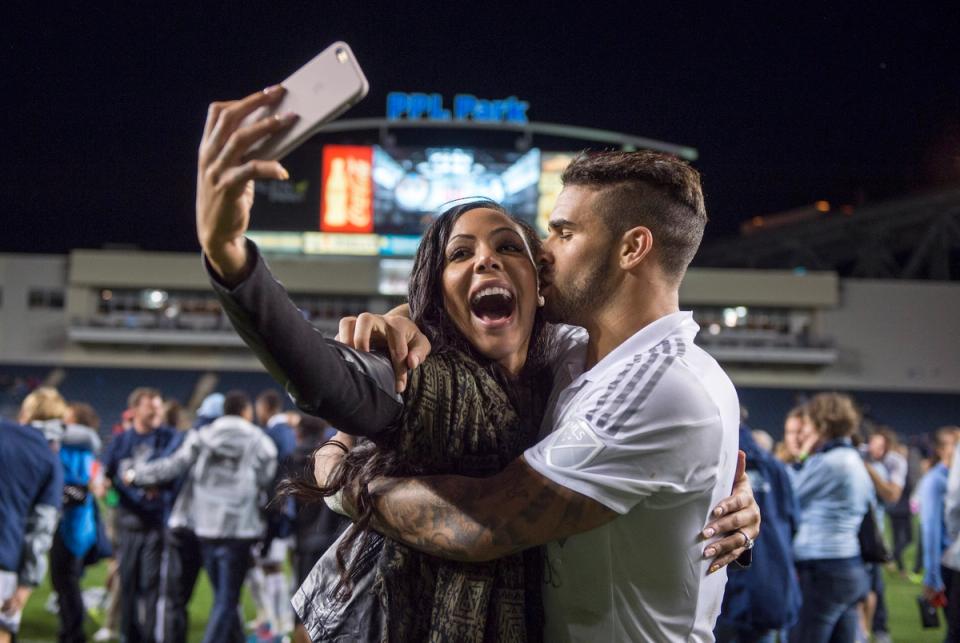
left=469, top=286, right=516, bottom=328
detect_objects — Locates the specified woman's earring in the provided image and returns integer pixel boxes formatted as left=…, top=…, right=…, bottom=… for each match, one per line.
left=537, top=294, right=546, bottom=307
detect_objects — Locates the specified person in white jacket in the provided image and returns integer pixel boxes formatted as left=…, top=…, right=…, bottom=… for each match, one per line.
left=124, top=390, right=277, bottom=643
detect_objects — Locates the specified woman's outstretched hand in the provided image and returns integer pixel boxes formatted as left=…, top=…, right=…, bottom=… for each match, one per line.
left=196, top=85, right=298, bottom=285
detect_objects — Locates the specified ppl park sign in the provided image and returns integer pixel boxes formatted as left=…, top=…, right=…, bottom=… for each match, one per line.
left=386, top=92, right=530, bottom=125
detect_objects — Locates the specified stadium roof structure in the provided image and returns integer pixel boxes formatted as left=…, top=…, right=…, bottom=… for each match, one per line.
left=317, top=117, right=699, bottom=160
left=695, top=188, right=960, bottom=281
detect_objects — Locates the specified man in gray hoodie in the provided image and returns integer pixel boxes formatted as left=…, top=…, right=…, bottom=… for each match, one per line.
left=124, top=390, right=277, bottom=643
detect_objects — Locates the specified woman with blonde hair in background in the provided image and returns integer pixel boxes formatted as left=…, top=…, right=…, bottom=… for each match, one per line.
left=19, top=386, right=68, bottom=446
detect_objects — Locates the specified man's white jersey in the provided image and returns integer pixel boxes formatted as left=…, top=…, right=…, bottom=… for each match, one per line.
left=525, top=312, right=740, bottom=642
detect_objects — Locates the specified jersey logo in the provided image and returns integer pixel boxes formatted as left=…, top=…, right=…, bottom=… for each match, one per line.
left=545, top=418, right=604, bottom=469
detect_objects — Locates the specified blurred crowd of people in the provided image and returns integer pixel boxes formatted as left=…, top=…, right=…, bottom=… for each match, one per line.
left=1, top=380, right=955, bottom=642
left=717, top=391, right=960, bottom=643
left=0, top=384, right=349, bottom=643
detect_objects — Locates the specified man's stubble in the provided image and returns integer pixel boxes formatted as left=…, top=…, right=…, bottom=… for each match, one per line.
left=543, top=246, right=617, bottom=328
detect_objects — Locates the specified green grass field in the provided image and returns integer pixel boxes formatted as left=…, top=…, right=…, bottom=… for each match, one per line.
left=17, top=530, right=945, bottom=642
left=884, top=555, right=945, bottom=643
left=18, top=561, right=259, bottom=642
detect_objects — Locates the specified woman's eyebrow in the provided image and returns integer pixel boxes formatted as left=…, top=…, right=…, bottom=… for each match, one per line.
left=448, top=227, right=522, bottom=244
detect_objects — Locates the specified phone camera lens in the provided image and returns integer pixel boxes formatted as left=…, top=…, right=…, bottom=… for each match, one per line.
left=335, top=48, right=348, bottom=63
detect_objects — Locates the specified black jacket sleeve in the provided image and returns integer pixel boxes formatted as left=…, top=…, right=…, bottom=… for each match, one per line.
left=206, top=240, right=403, bottom=437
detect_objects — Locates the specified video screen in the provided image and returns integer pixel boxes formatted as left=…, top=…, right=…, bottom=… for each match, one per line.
left=365, top=146, right=541, bottom=235
left=537, top=152, right=578, bottom=235
left=249, top=144, right=573, bottom=255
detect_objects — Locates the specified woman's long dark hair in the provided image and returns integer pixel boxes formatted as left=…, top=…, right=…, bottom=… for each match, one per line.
left=282, top=199, right=553, bottom=594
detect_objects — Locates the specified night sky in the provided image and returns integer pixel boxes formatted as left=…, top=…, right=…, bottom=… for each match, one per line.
left=4, top=3, right=958, bottom=254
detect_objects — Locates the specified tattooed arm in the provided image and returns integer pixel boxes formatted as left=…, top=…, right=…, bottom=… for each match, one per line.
left=362, top=456, right=616, bottom=562
left=344, top=453, right=759, bottom=566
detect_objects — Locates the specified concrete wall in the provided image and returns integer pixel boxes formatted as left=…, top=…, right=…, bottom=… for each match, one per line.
left=0, top=254, right=69, bottom=363
left=2, top=250, right=959, bottom=394
left=680, top=268, right=838, bottom=307
left=68, top=249, right=381, bottom=293
left=726, top=279, right=960, bottom=393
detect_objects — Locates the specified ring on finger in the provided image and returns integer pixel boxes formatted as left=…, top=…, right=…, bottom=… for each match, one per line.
left=736, top=529, right=755, bottom=550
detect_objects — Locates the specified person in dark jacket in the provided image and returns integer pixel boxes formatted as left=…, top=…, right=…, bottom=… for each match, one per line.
left=155, top=392, right=223, bottom=643
left=248, top=388, right=298, bottom=638
left=289, top=415, right=349, bottom=643
left=715, top=423, right=801, bottom=643
left=124, top=391, right=277, bottom=643
left=102, top=387, right=175, bottom=643
left=1, top=402, right=63, bottom=642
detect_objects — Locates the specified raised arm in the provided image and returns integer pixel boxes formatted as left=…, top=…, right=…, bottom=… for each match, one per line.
left=196, top=87, right=402, bottom=436
left=866, top=462, right=903, bottom=504
left=207, top=244, right=403, bottom=436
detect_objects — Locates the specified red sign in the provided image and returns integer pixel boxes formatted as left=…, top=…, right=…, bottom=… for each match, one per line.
left=321, top=145, right=374, bottom=233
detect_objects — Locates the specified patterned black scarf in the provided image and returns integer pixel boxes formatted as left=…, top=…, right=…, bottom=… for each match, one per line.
left=366, top=349, right=551, bottom=642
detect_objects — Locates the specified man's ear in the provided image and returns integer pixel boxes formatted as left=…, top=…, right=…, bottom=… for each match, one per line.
left=619, top=226, right=654, bottom=270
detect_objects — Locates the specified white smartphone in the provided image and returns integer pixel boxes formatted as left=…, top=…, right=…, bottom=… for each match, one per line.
left=242, top=41, right=369, bottom=161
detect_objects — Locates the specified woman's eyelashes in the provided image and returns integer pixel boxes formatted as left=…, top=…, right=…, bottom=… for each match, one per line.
left=492, top=232, right=527, bottom=254
left=446, top=241, right=525, bottom=262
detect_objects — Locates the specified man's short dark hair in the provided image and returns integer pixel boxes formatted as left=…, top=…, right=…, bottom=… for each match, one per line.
left=256, top=389, right=284, bottom=414
left=127, top=387, right=161, bottom=410
left=561, top=150, right=707, bottom=280
left=223, top=390, right=252, bottom=417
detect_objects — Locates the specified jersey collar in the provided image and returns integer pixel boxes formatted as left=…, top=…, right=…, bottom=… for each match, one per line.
left=573, top=311, right=699, bottom=386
